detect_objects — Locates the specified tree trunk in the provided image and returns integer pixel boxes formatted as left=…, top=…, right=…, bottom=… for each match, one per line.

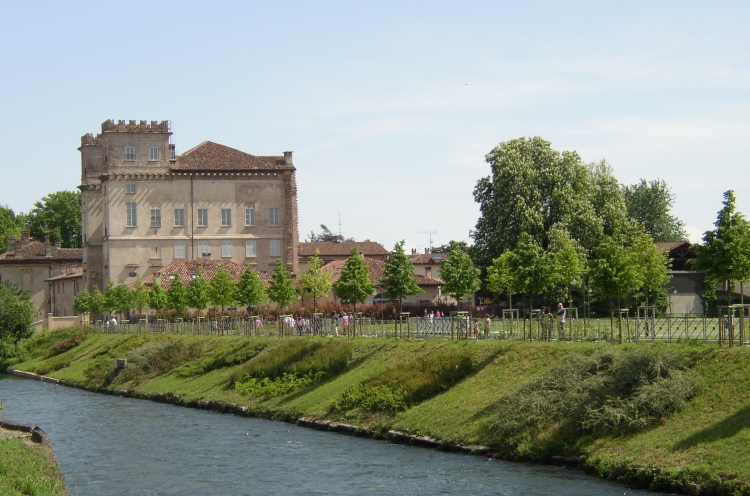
left=352, top=302, right=356, bottom=338
left=617, top=297, right=623, bottom=344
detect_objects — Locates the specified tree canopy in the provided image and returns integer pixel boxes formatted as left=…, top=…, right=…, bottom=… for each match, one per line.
left=307, top=224, right=354, bottom=242
left=0, top=206, right=26, bottom=253
left=209, top=268, right=236, bottom=311
left=0, top=282, right=35, bottom=343
left=27, top=191, right=82, bottom=248
left=381, top=241, right=422, bottom=313
left=298, top=249, right=333, bottom=315
left=187, top=268, right=211, bottom=316
left=267, top=259, right=297, bottom=312
left=439, top=242, right=480, bottom=305
left=335, top=248, right=376, bottom=309
left=235, top=265, right=267, bottom=309
left=623, top=179, right=687, bottom=242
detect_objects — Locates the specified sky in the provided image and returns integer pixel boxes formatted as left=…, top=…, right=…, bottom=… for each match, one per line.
left=1, top=1, right=749, bottom=252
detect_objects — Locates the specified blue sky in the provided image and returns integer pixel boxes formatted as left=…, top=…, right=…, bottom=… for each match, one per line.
left=2, top=1, right=749, bottom=251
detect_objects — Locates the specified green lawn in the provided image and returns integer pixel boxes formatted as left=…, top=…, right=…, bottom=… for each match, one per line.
left=0, top=438, right=68, bottom=496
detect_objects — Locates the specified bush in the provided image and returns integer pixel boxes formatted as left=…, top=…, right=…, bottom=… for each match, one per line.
left=489, top=347, right=695, bottom=446
left=44, top=333, right=85, bottom=358
left=112, top=339, right=203, bottom=386
left=176, top=339, right=269, bottom=378
left=331, top=347, right=476, bottom=413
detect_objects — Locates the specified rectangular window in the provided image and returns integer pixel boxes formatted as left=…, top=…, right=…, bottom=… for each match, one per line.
left=169, top=144, right=176, bottom=160
left=150, top=209, right=161, bottom=227
left=197, top=209, right=208, bottom=227
left=245, top=207, right=255, bottom=226
left=125, top=184, right=136, bottom=194
left=269, top=208, right=280, bottom=227
left=174, top=241, right=186, bottom=259
left=270, top=239, right=281, bottom=257
left=221, top=240, right=233, bottom=258
left=245, top=240, right=257, bottom=257
left=125, top=146, right=135, bottom=161
left=198, top=241, right=210, bottom=258
left=149, top=146, right=159, bottom=161
left=174, top=209, right=185, bottom=227
left=221, top=208, right=232, bottom=227
left=126, top=202, right=137, bottom=227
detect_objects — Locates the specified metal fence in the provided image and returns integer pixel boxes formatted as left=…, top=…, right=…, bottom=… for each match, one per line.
left=86, top=314, right=747, bottom=345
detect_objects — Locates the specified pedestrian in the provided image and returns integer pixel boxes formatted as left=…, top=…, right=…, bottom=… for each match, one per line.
left=484, top=315, right=491, bottom=338
left=556, top=302, right=566, bottom=340
left=111, top=316, right=117, bottom=333
left=473, top=321, right=480, bottom=338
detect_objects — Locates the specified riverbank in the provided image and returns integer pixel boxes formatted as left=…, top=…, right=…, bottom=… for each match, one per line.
left=0, top=419, right=68, bottom=495
left=6, top=329, right=750, bottom=495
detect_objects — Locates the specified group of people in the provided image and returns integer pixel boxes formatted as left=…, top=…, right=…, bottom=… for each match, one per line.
left=102, top=316, right=118, bottom=332
left=541, top=302, right=567, bottom=341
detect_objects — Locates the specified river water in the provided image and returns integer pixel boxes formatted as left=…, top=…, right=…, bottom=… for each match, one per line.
left=0, top=374, right=666, bottom=495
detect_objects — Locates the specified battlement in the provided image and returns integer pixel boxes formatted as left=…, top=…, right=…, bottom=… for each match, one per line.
left=100, top=119, right=171, bottom=134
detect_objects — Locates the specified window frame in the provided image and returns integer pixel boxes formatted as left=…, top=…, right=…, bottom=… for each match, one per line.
left=126, top=202, right=137, bottom=227
left=245, top=207, right=255, bottom=226
left=221, top=208, right=232, bottom=227
left=269, top=208, right=280, bottom=227
left=174, top=208, right=185, bottom=227
left=245, top=239, right=257, bottom=257
left=197, top=209, right=208, bottom=227
left=125, top=184, right=136, bottom=194
left=125, top=146, right=135, bottom=161
left=149, top=146, right=159, bottom=161
left=174, top=241, right=186, bottom=259
left=197, top=241, right=210, bottom=258
left=150, top=209, right=161, bottom=228
left=221, top=240, right=233, bottom=258
left=270, top=239, right=281, bottom=257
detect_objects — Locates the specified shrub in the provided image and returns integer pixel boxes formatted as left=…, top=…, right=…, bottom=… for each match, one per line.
left=230, top=339, right=323, bottom=384
left=44, top=334, right=85, bottom=358
left=331, top=347, right=476, bottom=413
left=176, top=339, right=269, bottom=378
left=112, top=339, right=203, bottom=386
left=489, top=347, right=695, bottom=446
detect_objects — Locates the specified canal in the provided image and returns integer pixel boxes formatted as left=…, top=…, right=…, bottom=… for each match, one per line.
left=0, top=374, right=666, bottom=495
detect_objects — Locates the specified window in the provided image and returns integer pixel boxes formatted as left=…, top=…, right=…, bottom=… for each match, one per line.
left=174, top=209, right=185, bottom=227
left=269, top=208, right=280, bottom=227
left=174, top=241, right=186, bottom=259
left=198, top=241, right=210, bottom=258
left=270, top=239, right=281, bottom=257
left=125, top=146, right=135, bottom=161
left=149, top=146, right=159, bottom=161
left=126, top=202, right=137, bottom=227
left=221, top=208, right=232, bottom=226
left=221, top=240, right=233, bottom=258
left=150, top=209, right=161, bottom=227
left=245, top=207, right=255, bottom=226
left=197, top=209, right=208, bottom=227
left=169, top=144, right=176, bottom=160
left=245, top=240, right=257, bottom=257
left=126, top=184, right=136, bottom=194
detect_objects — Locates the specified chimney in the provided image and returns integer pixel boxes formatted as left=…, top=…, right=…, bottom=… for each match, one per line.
left=283, top=151, right=293, bottom=166
left=411, top=248, right=417, bottom=255
left=44, top=232, right=52, bottom=257
left=21, top=230, right=30, bottom=247
left=14, top=239, right=23, bottom=258
left=54, top=241, right=61, bottom=249
left=425, top=248, right=430, bottom=254
left=7, top=235, right=16, bottom=251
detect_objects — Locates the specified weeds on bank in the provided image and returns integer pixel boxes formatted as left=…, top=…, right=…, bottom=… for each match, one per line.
left=112, top=339, right=204, bottom=387
left=489, top=347, right=695, bottom=451
left=233, top=339, right=353, bottom=398
left=81, top=334, right=168, bottom=389
left=176, top=339, right=269, bottom=378
left=44, top=333, right=85, bottom=358
left=331, top=347, right=476, bottom=413
left=0, top=438, right=68, bottom=496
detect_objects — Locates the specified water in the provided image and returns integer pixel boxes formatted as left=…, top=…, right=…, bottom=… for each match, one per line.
left=0, top=374, right=665, bottom=495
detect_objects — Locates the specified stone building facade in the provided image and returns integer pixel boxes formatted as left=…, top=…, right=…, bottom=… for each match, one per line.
left=79, top=120, right=299, bottom=290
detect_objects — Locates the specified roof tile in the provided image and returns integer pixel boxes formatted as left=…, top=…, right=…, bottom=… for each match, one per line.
left=0, top=241, right=82, bottom=263
left=172, top=141, right=293, bottom=171
left=133, top=259, right=271, bottom=291
left=299, top=242, right=389, bottom=257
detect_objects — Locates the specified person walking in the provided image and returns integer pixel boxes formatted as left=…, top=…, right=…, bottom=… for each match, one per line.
left=556, top=302, right=566, bottom=340
left=484, top=315, right=492, bottom=338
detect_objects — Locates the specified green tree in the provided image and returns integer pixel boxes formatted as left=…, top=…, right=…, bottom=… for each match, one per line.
left=624, top=179, right=687, bottom=242
left=487, top=251, right=516, bottom=309
left=588, top=234, right=642, bottom=342
left=507, top=233, right=552, bottom=316
left=187, top=268, right=211, bottom=317
left=89, top=286, right=106, bottom=321
left=549, top=227, right=587, bottom=305
left=0, top=282, right=35, bottom=343
left=335, top=247, right=376, bottom=315
left=630, top=230, right=672, bottom=312
left=149, top=279, right=168, bottom=317
left=381, top=241, right=422, bottom=314
left=307, top=224, right=354, bottom=242
left=109, top=282, right=133, bottom=320
left=102, top=279, right=116, bottom=317
left=693, top=190, right=750, bottom=307
left=236, top=265, right=267, bottom=309
left=298, top=249, right=333, bottom=316
left=131, top=278, right=150, bottom=316
left=439, top=242, right=480, bottom=308
left=27, top=191, right=82, bottom=248
left=0, top=205, right=26, bottom=253
left=73, top=286, right=91, bottom=315
left=209, top=268, right=236, bottom=312
left=267, top=259, right=297, bottom=312
left=167, top=274, right=189, bottom=317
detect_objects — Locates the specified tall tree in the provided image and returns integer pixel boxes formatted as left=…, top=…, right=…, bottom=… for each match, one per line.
left=167, top=274, right=189, bottom=317
left=235, top=265, right=267, bottom=310
left=623, top=179, right=687, bottom=241
left=335, top=247, right=376, bottom=316
left=108, top=282, right=133, bottom=320
left=131, top=278, right=150, bottom=316
left=26, top=191, right=82, bottom=248
left=588, top=234, right=642, bottom=342
left=307, top=224, right=354, bottom=242
left=487, top=251, right=516, bottom=309
left=630, top=230, right=672, bottom=311
left=693, top=190, right=750, bottom=306
left=209, top=268, right=236, bottom=312
left=73, top=287, right=91, bottom=315
left=267, top=259, right=297, bottom=312
left=471, top=137, right=627, bottom=269
left=102, top=279, right=117, bottom=317
left=0, top=205, right=26, bottom=253
left=0, top=282, right=35, bottom=343
left=507, top=233, right=552, bottom=315
left=187, top=268, right=211, bottom=317
left=89, top=286, right=106, bottom=321
left=381, top=241, right=422, bottom=314
left=149, top=279, right=168, bottom=317
left=298, top=249, right=333, bottom=316
left=549, top=227, right=587, bottom=305
left=439, top=242, right=480, bottom=308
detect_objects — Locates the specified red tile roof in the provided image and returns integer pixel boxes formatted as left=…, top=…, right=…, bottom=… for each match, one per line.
left=299, top=242, right=389, bottom=257
left=46, top=267, right=84, bottom=282
left=134, top=259, right=271, bottom=290
left=322, top=258, right=443, bottom=287
left=655, top=241, right=691, bottom=252
left=172, top=141, right=293, bottom=171
left=0, top=242, right=82, bottom=263
left=409, top=252, right=448, bottom=264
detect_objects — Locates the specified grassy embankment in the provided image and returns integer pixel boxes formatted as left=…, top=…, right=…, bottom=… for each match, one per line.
left=0, top=436, right=68, bottom=496
left=7, top=327, right=750, bottom=495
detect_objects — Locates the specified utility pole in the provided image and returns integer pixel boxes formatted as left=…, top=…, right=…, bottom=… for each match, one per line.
left=418, top=231, right=437, bottom=252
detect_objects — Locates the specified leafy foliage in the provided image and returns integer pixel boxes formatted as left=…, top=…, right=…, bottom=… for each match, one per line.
left=175, top=339, right=269, bottom=377
left=235, top=265, right=267, bottom=309
left=131, top=278, right=150, bottom=314
left=334, top=247, right=375, bottom=308
left=381, top=241, right=422, bottom=311
left=267, top=259, right=296, bottom=311
left=167, top=274, right=189, bottom=315
left=0, top=205, right=26, bottom=253
left=0, top=281, right=35, bottom=344
left=588, top=234, right=642, bottom=310
left=209, top=268, right=236, bottom=311
left=624, top=179, right=687, bottom=242
left=44, top=333, right=85, bottom=358
left=490, top=348, right=694, bottom=446
left=297, top=249, right=332, bottom=314
left=149, top=279, right=168, bottom=314
left=439, top=242, right=480, bottom=303
left=307, top=224, right=354, bottom=242
left=187, top=268, right=211, bottom=315
left=73, top=287, right=91, bottom=314
left=112, top=339, right=203, bottom=386
left=27, top=190, right=82, bottom=248
left=487, top=251, right=516, bottom=307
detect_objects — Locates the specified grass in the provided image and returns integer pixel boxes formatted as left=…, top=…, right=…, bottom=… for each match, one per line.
left=11, top=330, right=750, bottom=494
left=0, top=438, right=68, bottom=496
